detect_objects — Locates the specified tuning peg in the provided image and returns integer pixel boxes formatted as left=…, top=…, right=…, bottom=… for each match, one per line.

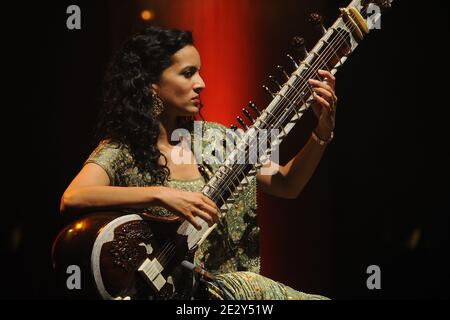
left=237, top=116, right=248, bottom=130
left=249, top=101, right=261, bottom=116
left=286, top=54, right=299, bottom=69
left=309, top=13, right=327, bottom=35
left=381, top=0, right=393, bottom=9
left=276, top=65, right=289, bottom=80
left=262, top=85, right=275, bottom=98
left=269, top=75, right=282, bottom=90
left=242, top=108, right=255, bottom=124
left=291, top=36, right=308, bottom=61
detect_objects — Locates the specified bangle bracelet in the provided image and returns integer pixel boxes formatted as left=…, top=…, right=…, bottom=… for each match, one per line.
left=312, top=130, right=334, bottom=146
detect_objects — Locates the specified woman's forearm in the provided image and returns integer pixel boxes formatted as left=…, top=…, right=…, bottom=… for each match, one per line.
left=258, top=134, right=328, bottom=199
left=60, top=185, right=165, bottom=215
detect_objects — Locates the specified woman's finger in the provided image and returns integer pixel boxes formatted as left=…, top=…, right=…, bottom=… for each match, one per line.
left=191, top=207, right=214, bottom=227
left=197, top=201, right=220, bottom=223
left=185, top=212, right=203, bottom=230
left=201, top=194, right=220, bottom=212
left=313, top=93, right=333, bottom=113
left=313, top=87, right=334, bottom=101
left=317, top=69, right=336, bottom=89
left=308, top=78, right=334, bottom=93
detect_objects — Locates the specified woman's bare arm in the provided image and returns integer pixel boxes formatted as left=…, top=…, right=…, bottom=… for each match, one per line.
left=256, top=137, right=328, bottom=199
left=60, top=163, right=166, bottom=214
left=60, top=163, right=219, bottom=229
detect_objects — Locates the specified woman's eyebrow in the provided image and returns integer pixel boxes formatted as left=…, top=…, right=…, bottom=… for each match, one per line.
left=180, top=65, right=200, bottom=72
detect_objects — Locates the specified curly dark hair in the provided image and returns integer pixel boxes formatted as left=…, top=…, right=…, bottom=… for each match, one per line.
left=96, top=26, right=194, bottom=185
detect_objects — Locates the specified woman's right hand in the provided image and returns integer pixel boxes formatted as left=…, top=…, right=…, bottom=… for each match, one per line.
left=155, top=187, right=220, bottom=230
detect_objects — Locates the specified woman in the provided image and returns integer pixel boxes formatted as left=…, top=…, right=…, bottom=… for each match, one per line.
left=60, top=26, right=337, bottom=300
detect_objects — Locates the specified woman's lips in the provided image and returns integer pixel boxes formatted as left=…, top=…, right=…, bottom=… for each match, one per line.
left=191, top=98, right=201, bottom=105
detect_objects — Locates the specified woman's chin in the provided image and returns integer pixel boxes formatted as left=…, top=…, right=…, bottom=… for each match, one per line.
left=184, top=106, right=200, bottom=116
left=170, top=105, right=200, bottom=118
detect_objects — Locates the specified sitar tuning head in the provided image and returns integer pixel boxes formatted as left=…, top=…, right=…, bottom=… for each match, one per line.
left=309, top=13, right=327, bottom=35
left=242, top=108, right=255, bottom=124
left=269, top=75, right=282, bottom=89
left=262, top=85, right=275, bottom=98
left=236, top=116, right=248, bottom=130
left=309, top=12, right=324, bottom=25
left=291, top=36, right=305, bottom=49
left=276, top=65, right=289, bottom=80
left=248, top=101, right=261, bottom=116
left=291, top=36, right=308, bottom=61
left=286, top=54, right=299, bottom=69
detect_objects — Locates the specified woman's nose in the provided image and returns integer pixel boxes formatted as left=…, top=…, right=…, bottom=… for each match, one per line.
left=194, top=75, right=206, bottom=93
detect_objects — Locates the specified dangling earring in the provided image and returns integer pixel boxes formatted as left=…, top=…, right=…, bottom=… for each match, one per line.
left=151, top=92, right=164, bottom=119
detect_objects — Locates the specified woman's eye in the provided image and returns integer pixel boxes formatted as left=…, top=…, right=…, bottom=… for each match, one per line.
left=183, top=69, right=196, bottom=78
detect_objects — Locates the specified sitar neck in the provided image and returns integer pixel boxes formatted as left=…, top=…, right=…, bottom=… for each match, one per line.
left=178, top=0, right=394, bottom=250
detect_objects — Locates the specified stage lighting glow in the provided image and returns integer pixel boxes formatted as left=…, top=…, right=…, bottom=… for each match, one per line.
left=75, top=222, right=84, bottom=230
left=141, top=10, right=154, bottom=21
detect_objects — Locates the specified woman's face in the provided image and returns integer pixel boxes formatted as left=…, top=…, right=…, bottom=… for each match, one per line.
left=152, top=45, right=205, bottom=118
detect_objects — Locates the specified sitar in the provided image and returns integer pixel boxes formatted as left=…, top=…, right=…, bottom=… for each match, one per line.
left=52, top=0, right=394, bottom=299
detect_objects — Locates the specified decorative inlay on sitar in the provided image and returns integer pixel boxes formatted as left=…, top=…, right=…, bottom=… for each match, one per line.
left=52, top=0, right=394, bottom=300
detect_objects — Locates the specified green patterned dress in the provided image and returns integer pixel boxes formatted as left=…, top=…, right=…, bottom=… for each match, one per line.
left=84, top=121, right=328, bottom=300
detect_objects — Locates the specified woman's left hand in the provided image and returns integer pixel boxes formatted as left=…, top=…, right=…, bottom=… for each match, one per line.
left=308, top=69, right=338, bottom=141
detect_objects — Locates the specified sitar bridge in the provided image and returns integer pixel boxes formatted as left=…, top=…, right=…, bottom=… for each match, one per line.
left=138, top=257, right=166, bottom=292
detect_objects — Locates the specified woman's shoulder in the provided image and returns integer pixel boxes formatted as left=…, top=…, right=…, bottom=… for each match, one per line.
left=84, top=139, right=134, bottom=185
left=87, top=139, right=130, bottom=160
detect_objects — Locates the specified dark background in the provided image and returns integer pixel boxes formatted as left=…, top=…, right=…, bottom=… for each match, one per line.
left=1, top=0, right=448, bottom=300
